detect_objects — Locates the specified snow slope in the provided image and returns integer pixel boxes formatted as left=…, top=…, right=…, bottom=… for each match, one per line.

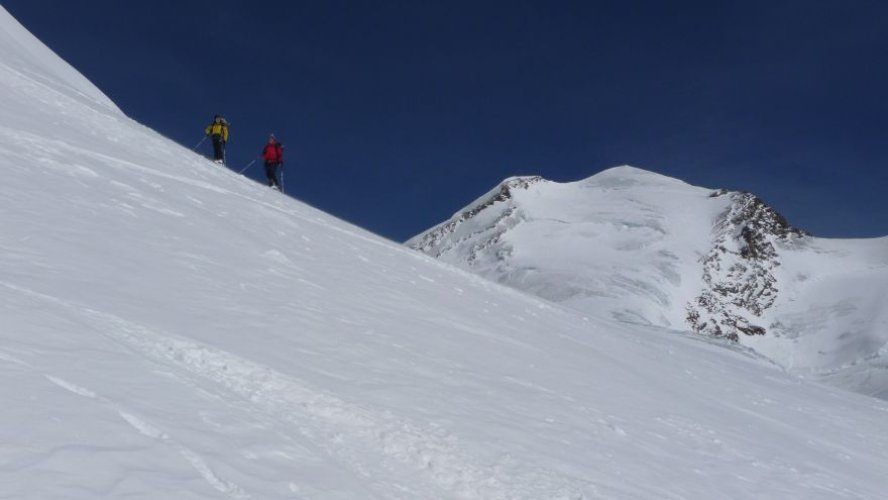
left=407, top=169, right=888, bottom=399
left=409, top=170, right=720, bottom=328
left=2, top=6, right=888, bottom=499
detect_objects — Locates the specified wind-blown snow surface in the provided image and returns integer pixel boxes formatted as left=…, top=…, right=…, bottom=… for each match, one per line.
left=1, top=8, right=888, bottom=499
left=407, top=170, right=888, bottom=399
left=409, top=171, right=718, bottom=328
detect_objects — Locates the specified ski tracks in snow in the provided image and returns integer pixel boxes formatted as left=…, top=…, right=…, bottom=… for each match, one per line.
left=79, top=309, right=586, bottom=499
left=0, top=342, right=254, bottom=499
left=1, top=281, right=588, bottom=500
left=41, top=375, right=253, bottom=500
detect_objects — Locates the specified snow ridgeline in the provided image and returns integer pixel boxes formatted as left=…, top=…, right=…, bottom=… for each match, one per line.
left=408, top=168, right=888, bottom=400
left=2, top=6, right=888, bottom=499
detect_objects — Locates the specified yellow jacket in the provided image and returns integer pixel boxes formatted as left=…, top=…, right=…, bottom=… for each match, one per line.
left=205, top=122, right=229, bottom=141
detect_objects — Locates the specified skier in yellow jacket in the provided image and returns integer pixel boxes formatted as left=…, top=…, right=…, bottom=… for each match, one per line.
left=204, top=115, right=229, bottom=164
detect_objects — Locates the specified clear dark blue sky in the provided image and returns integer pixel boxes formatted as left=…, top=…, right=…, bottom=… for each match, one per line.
left=5, top=1, right=887, bottom=241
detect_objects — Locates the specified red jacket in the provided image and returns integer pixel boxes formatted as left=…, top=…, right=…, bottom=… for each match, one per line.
left=262, top=142, right=283, bottom=163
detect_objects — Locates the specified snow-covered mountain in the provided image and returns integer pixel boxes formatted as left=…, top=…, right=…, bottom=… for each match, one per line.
left=2, top=6, right=888, bottom=499
left=408, top=168, right=888, bottom=399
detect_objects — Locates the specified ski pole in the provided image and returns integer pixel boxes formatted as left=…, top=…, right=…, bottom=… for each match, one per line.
left=280, top=166, right=285, bottom=194
left=238, top=159, right=256, bottom=174
left=192, top=135, right=207, bottom=150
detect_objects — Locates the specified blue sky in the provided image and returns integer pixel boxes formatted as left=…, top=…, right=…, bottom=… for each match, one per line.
left=5, top=1, right=887, bottom=241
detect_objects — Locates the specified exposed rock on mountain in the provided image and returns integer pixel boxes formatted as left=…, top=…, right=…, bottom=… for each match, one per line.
left=409, top=168, right=888, bottom=398
left=688, top=191, right=809, bottom=340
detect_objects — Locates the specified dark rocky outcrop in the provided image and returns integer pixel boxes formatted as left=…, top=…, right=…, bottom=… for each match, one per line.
left=688, top=191, right=808, bottom=340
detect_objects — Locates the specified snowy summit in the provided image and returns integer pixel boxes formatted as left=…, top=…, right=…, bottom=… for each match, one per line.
left=1, top=6, right=888, bottom=499
left=408, top=166, right=888, bottom=400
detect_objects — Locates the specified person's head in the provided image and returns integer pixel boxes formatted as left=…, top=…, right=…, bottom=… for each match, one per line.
left=267, top=134, right=276, bottom=144
left=214, top=115, right=222, bottom=123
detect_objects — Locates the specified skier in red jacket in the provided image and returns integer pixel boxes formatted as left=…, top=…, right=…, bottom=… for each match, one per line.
left=261, top=134, right=284, bottom=190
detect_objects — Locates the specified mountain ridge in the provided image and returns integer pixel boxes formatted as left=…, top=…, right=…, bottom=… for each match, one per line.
left=409, top=169, right=888, bottom=398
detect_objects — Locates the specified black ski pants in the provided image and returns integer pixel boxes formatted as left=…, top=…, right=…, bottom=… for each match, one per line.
left=265, top=161, right=282, bottom=188
left=211, top=134, right=225, bottom=162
